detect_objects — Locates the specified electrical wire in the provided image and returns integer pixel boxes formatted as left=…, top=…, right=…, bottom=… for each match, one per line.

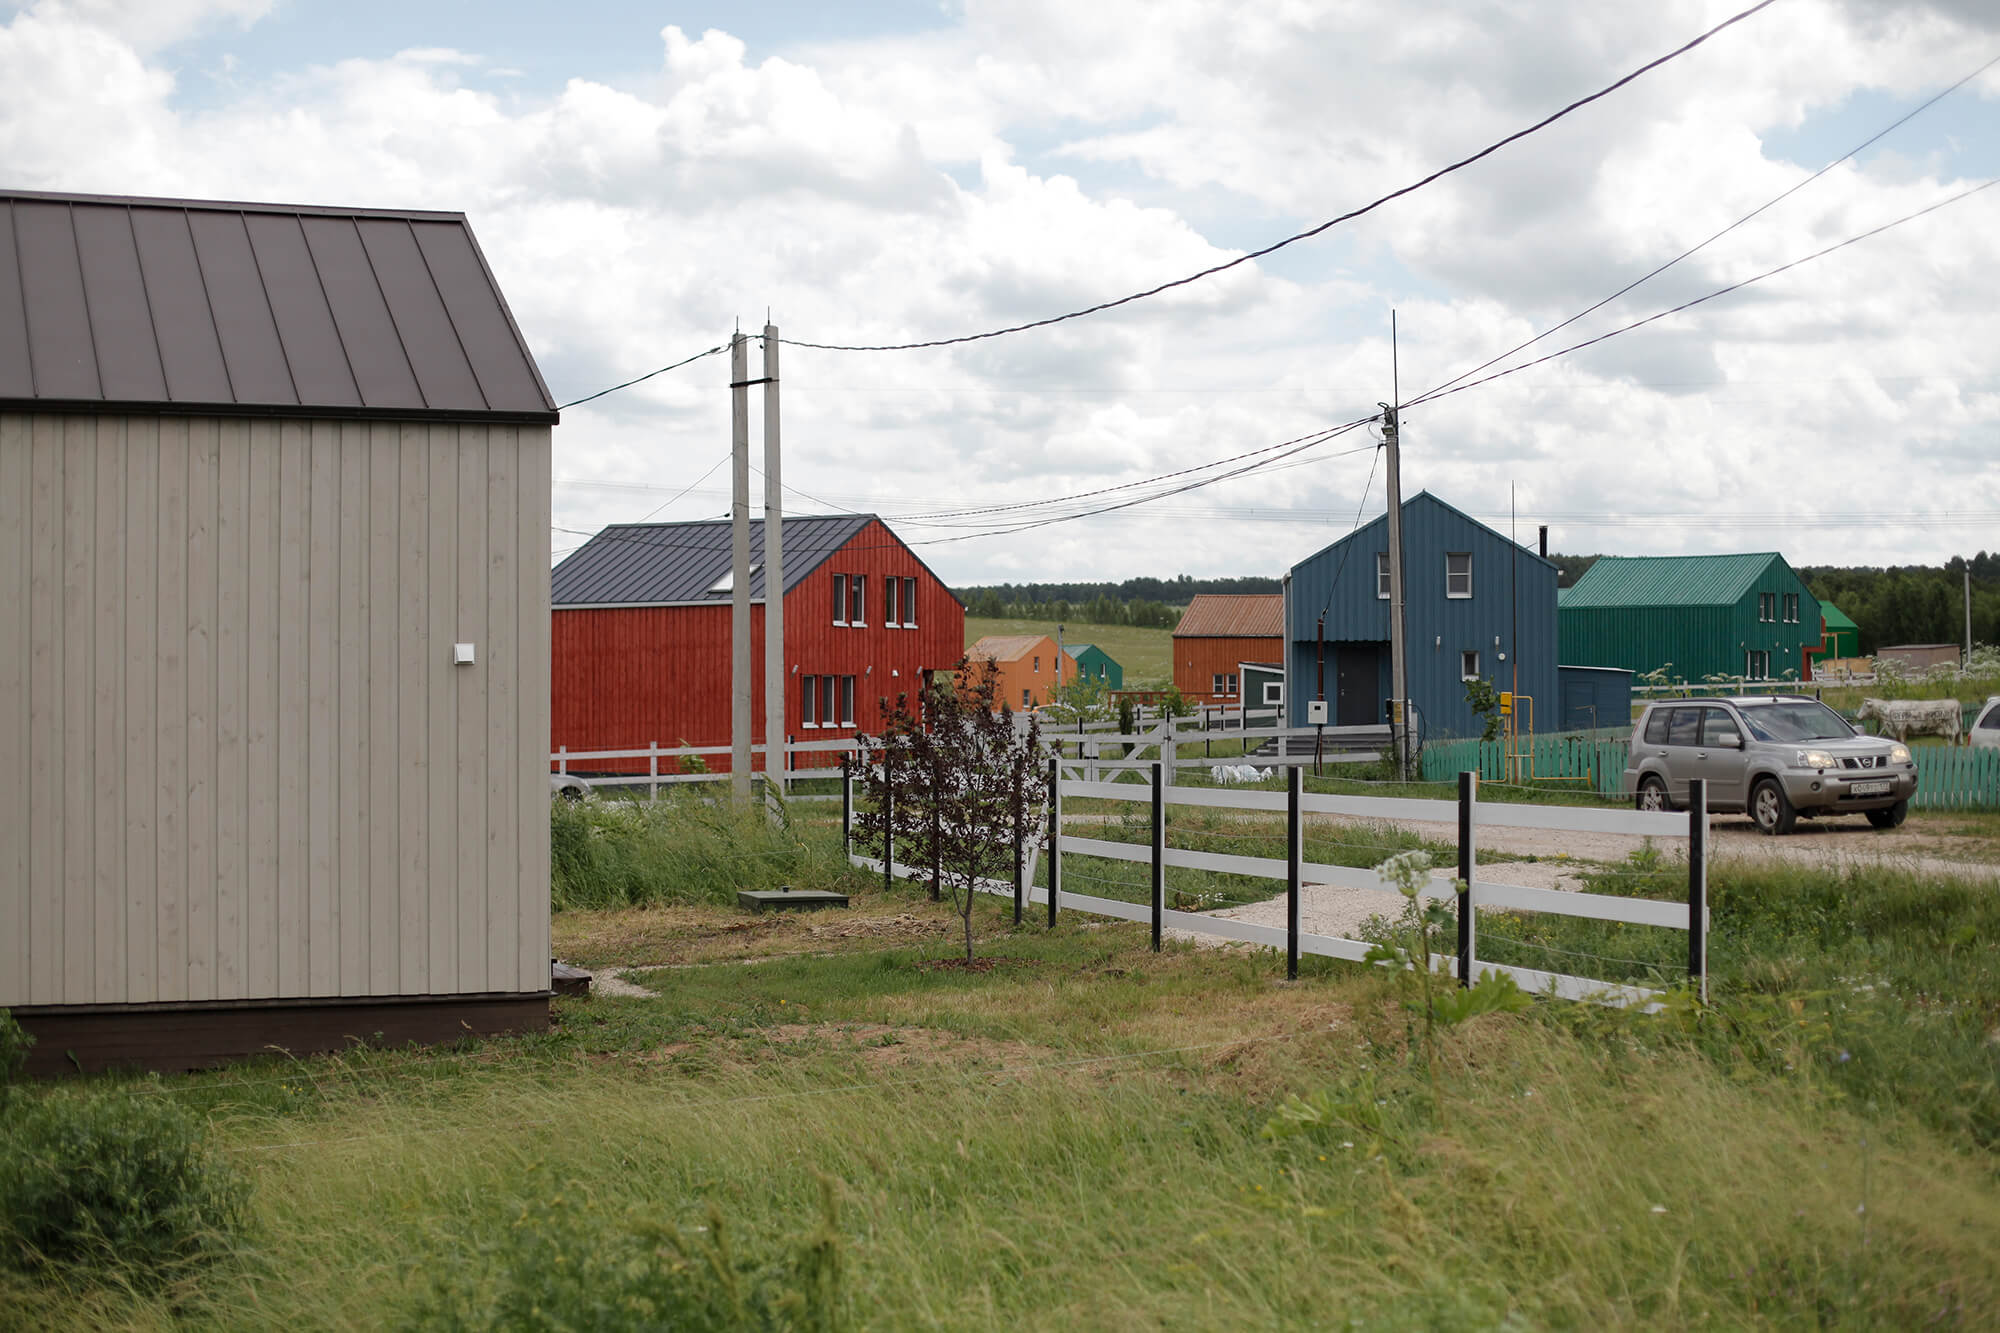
left=778, top=0, right=1779, bottom=354
left=1416, top=49, right=2000, bottom=404
left=1405, top=175, right=2000, bottom=411
left=1317, top=444, right=1384, bottom=621
left=556, top=344, right=727, bottom=411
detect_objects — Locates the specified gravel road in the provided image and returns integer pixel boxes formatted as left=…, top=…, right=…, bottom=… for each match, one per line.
left=1165, top=806, right=2000, bottom=948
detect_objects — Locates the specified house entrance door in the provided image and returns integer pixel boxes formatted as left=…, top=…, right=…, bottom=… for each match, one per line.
left=1336, top=643, right=1385, bottom=727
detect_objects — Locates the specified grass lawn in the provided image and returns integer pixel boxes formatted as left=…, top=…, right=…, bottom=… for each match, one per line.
left=965, top=617, right=1173, bottom=689
left=12, top=840, right=2000, bottom=1328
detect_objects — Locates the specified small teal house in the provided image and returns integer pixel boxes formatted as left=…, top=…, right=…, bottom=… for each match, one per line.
left=1285, top=492, right=1559, bottom=741
left=1065, top=643, right=1123, bottom=690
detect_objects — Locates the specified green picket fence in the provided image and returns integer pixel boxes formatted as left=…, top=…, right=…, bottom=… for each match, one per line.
left=1420, top=734, right=1629, bottom=796
left=1910, top=745, right=2000, bottom=811
left=1422, top=734, right=2000, bottom=810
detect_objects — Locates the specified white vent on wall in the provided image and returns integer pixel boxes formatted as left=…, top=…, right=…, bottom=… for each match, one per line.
left=453, top=643, right=477, bottom=666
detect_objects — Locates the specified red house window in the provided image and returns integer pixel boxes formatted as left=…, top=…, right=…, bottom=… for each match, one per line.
left=833, top=575, right=848, bottom=626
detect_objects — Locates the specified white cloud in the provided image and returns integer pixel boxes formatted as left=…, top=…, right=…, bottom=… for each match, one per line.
left=1, top=0, right=1996, bottom=580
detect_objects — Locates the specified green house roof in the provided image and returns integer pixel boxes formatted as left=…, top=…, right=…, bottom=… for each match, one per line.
left=1557, top=553, right=1790, bottom=609
left=1821, top=602, right=1858, bottom=633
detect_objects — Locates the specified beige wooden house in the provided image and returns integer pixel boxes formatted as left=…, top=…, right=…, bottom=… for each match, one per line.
left=0, top=189, right=556, bottom=1072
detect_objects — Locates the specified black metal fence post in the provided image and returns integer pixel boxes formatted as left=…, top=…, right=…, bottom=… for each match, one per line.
left=928, top=752, right=942, bottom=902
left=1151, top=760, right=1165, bottom=952
left=1011, top=760, right=1024, bottom=926
left=882, top=745, right=894, bottom=895
left=1047, top=756, right=1061, bottom=927
left=1688, top=776, right=1708, bottom=1003
left=840, top=754, right=852, bottom=857
left=1287, top=764, right=1302, bottom=981
left=1457, top=770, right=1476, bottom=988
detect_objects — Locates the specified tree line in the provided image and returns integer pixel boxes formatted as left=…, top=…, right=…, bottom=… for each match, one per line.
left=1799, top=559, right=2000, bottom=654
left=957, top=574, right=1280, bottom=628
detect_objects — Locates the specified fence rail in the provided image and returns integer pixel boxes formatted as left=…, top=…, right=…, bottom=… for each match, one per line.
left=845, top=762, right=1709, bottom=1008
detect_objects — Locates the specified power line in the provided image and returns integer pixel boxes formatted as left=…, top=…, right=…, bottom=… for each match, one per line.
left=557, top=344, right=727, bottom=411
left=778, top=0, right=1779, bottom=354
left=1406, top=176, right=2000, bottom=411
left=1416, top=49, right=2000, bottom=404
left=1319, top=443, right=1385, bottom=621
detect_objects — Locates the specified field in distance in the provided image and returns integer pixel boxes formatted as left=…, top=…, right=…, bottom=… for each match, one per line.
left=964, top=617, right=1173, bottom=689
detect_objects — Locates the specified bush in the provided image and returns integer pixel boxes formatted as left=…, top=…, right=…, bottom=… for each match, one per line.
left=414, top=1180, right=842, bottom=1331
left=0, top=1091, right=249, bottom=1284
left=0, top=1009, right=30, bottom=1087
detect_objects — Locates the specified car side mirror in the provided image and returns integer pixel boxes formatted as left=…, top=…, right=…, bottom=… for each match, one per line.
left=1711, top=731, right=1742, bottom=749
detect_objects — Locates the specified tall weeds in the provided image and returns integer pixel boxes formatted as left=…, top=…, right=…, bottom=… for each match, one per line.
left=550, top=791, right=864, bottom=911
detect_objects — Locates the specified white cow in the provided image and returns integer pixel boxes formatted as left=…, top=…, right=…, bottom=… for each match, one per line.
left=1855, top=697, right=1961, bottom=745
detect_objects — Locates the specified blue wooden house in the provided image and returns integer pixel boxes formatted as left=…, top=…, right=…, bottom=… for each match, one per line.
left=1285, top=492, right=1560, bottom=741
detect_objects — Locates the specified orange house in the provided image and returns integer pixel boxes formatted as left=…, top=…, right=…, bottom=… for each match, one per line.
left=967, top=634, right=1074, bottom=711
left=1173, top=595, right=1283, bottom=705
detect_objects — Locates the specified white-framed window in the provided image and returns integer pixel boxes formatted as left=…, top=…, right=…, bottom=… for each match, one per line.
left=902, top=578, right=917, bottom=628
left=1375, top=552, right=1390, bottom=599
left=821, top=675, right=836, bottom=727
left=1263, top=681, right=1283, bottom=706
left=1022, top=688, right=1031, bottom=709
left=1461, top=650, right=1480, bottom=680
left=801, top=674, right=817, bottom=727
left=885, top=577, right=899, bottom=627
left=1098, top=664, right=1106, bottom=680
left=840, top=675, right=856, bottom=726
left=849, top=575, right=866, bottom=626
left=1034, top=655, right=1041, bottom=672
left=1226, top=673, right=1238, bottom=696
left=1758, top=592, right=1775, bottom=623
left=1212, top=673, right=1226, bottom=696
left=1783, top=593, right=1799, bottom=623
left=1446, top=552, right=1472, bottom=599
left=1746, top=650, right=1770, bottom=680
left=832, top=574, right=848, bottom=626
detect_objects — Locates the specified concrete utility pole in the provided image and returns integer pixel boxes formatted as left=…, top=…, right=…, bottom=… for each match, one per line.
left=730, top=332, right=752, bottom=800
left=1382, top=399, right=1410, bottom=779
left=1967, top=566, right=1974, bottom=666
left=762, top=325, right=785, bottom=811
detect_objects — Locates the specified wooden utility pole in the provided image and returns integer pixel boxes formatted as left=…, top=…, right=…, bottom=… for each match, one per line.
left=1382, top=403, right=1410, bottom=779
left=1383, top=313, right=1411, bottom=779
left=730, top=332, right=752, bottom=800
left=762, top=325, right=785, bottom=810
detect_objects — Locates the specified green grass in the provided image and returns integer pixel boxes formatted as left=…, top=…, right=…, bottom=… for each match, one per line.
left=965, top=617, right=1173, bottom=689
left=11, top=896, right=2000, bottom=1329
left=14, top=805, right=2000, bottom=1328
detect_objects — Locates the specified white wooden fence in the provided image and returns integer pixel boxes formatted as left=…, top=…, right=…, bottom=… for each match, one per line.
left=845, top=764, right=1712, bottom=1009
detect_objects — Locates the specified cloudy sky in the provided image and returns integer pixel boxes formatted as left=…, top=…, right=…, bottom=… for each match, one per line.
left=3, top=0, right=1997, bottom=583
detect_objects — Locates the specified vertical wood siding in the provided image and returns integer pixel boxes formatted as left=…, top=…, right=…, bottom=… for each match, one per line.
left=1173, top=635, right=1284, bottom=704
left=550, top=519, right=965, bottom=770
left=0, top=412, right=552, bottom=1008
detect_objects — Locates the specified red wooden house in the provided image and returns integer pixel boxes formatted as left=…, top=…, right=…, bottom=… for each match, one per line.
left=1172, top=594, right=1283, bottom=705
left=551, top=515, right=965, bottom=773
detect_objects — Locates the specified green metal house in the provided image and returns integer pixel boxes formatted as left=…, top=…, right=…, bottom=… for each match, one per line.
left=1064, top=643, right=1123, bottom=691
left=1558, top=553, right=1821, bottom=684
left=1819, top=603, right=1860, bottom=659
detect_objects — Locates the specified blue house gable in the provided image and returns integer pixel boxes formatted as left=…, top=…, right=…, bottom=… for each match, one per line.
left=1284, top=491, right=1560, bottom=741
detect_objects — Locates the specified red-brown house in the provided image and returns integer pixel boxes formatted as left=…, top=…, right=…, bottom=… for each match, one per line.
left=1172, top=594, right=1283, bottom=705
left=551, top=515, right=965, bottom=772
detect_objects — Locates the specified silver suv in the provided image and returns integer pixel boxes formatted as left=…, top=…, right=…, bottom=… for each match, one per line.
left=1623, top=695, right=1918, bottom=835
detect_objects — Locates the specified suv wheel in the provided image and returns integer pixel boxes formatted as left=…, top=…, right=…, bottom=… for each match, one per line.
left=1635, top=776, right=1671, bottom=812
left=1750, top=777, right=1795, bottom=836
left=1866, top=799, right=1909, bottom=830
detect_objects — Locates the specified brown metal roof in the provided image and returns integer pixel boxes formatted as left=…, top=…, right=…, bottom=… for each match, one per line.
left=0, top=189, right=556, bottom=423
left=968, top=634, right=1049, bottom=663
left=1172, top=594, right=1283, bottom=638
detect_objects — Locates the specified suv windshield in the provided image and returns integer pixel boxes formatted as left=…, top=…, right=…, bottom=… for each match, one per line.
left=1737, top=701, right=1855, bottom=743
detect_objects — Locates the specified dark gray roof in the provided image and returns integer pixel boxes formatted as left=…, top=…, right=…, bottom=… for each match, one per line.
left=552, top=515, right=878, bottom=605
left=0, top=189, right=556, bottom=423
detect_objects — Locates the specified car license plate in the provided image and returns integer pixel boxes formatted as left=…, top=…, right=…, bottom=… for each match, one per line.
left=1851, top=780, right=1892, bottom=796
